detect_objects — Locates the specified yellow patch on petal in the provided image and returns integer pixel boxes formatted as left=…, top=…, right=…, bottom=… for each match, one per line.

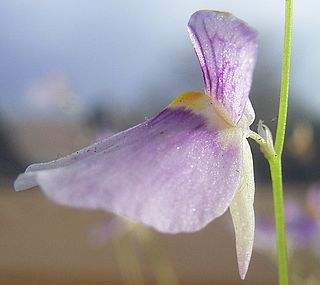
left=169, top=91, right=211, bottom=112
left=169, top=91, right=232, bottom=129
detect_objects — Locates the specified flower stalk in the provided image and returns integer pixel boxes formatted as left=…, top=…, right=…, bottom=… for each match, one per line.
left=135, top=230, right=180, bottom=285
left=113, top=235, right=145, bottom=285
left=267, top=0, right=293, bottom=284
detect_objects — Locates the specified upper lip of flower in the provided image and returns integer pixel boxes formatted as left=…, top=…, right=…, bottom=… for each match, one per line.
left=188, top=10, right=258, bottom=126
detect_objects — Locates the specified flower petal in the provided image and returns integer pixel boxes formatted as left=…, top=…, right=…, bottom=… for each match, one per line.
left=237, top=99, right=255, bottom=130
left=229, top=138, right=255, bottom=279
left=188, top=10, right=258, bottom=125
left=15, top=92, right=243, bottom=234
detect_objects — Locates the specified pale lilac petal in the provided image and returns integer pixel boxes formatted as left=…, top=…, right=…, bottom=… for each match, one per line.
left=15, top=92, right=243, bottom=234
left=237, top=100, right=255, bottom=130
left=229, top=139, right=255, bottom=279
left=188, top=11, right=258, bottom=125
left=14, top=129, right=130, bottom=190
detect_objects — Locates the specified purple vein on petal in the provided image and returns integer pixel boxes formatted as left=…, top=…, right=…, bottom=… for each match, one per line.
left=188, top=25, right=212, bottom=94
left=188, top=10, right=258, bottom=125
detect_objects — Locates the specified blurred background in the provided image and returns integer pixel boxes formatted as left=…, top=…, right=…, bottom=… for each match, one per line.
left=1, top=0, right=320, bottom=284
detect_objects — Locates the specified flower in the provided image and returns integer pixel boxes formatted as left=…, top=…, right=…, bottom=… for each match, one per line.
left=14, top=11, right=258, bottom=279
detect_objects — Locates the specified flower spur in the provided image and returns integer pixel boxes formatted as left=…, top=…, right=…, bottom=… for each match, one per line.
left=15, top=10, right=258, bottom=279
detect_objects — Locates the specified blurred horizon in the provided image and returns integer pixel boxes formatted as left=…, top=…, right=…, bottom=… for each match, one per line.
left=0, top=1, right=319, bottom=183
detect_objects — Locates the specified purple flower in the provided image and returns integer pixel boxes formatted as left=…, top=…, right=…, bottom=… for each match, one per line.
left=14, top=11, right=258, bottom=279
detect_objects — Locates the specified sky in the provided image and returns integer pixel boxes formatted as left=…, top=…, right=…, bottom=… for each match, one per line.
left=0, top=0, right=319, bottom=119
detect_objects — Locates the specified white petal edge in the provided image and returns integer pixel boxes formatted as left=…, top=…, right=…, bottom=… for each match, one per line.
left=229, top=138, right=255, bottom=279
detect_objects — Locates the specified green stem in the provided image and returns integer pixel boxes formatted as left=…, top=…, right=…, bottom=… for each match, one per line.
left=268, top=0, right=293, bottom=285
left=268, top=158, right=288, bottom=285
left=275, top=0, right=293, bottom=155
